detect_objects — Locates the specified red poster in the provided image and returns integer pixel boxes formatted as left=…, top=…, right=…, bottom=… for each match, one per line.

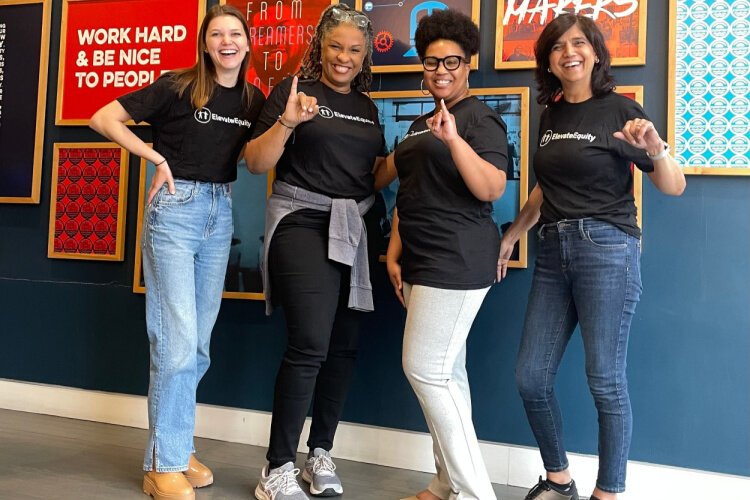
left=222, top=0, right=334, bottom=96
left=48, top=144, right=129, bottom=261
left=56, top=0, right=205, bottom=125
left=495, top=0, right=647, bottom=70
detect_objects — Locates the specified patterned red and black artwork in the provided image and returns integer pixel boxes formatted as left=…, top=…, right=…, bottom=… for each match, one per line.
left=48, top=144, right=129, bottom=261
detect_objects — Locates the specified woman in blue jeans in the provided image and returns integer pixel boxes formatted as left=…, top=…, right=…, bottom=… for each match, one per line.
left=497, top=14, right=686, bottom=500
left=90, top=6, right=264, bottom=500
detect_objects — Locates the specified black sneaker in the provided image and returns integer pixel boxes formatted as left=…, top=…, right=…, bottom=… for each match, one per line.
left=524, top=476, right=580, bottom=500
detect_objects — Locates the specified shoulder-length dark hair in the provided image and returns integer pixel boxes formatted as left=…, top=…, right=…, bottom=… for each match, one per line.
left=169, top=5, right=254, bottom=110
left=534, top=13, right=614, bottom=105
left=297, top=4, right=375, bottom=93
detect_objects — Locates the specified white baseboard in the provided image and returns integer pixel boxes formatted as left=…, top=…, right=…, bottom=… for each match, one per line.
left=1, top=379, right=746, bottom=499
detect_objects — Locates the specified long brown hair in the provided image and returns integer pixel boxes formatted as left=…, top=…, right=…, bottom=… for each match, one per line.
left=534, top=13, right=614, bottom=105
left=297, top=4, right=374, bottom=93
left=169, top=4, right=254, bottom=110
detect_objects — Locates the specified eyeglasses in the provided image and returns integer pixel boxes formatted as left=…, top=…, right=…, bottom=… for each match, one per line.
left=422, top=55, right=469, bottom=71
left=330, top=7, right=370, bottom=28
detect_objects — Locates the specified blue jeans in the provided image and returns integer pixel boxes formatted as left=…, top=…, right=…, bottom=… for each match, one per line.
left=515, top=218, right=642, bottom=493
left=141, top=180, right=232, bottom=472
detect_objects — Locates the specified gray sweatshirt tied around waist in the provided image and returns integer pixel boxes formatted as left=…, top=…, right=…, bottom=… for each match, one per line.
left=262, top=180, right=375, bottom=316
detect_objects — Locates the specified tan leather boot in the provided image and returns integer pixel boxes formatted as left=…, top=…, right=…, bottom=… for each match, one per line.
left=143, top=471, right=195, bottom=500
left=183, top=454, right=214, bottom=488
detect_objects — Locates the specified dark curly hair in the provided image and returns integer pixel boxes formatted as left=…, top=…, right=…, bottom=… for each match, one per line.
left=414, top=9, right=479, bottom=60
left=534, top=13, right=615, bottom=105
left=297, top=4, right=374, bottom=93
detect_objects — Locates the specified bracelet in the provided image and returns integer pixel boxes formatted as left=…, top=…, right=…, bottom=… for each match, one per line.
left=154, top=158, right=167, bottom=167
left=277, top=116, right=295, bottom=130
left=646, top=142, right=670, bottom=161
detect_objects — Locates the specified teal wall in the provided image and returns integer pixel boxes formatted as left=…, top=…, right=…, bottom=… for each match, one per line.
left=0, top=0, right=748, bottom=478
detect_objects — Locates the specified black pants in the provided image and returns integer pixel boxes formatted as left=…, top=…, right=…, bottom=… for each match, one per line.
left=266, top=211, right=361, bottom=468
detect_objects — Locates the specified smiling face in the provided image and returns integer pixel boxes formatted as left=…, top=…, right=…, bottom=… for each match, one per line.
left=422, top=39, right=470, bottom=106
left=548, top=24, right=597, bottom=97
left=205, top=15, right=250, bottom=83
left=319, top=24, right=366, bottom=93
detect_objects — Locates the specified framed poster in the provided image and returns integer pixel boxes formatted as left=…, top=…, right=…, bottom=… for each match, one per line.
left=615, top=85, right=644, bottom=228
left=221, top=0, right=337, bottom=96
left=371, top=87, right=530, bottom=268
left=56, top=0, right=206, bottom=125
left=356, top=0, right=480, bottom=73
left=132, top=156, right=269, bottom=300
left=495, top=0, right=647, bottom=69
left=668, top=0, right=750, bottom=175
left=0, top=0, right=51, bottom=203
left=48, top=143, right=129, bottom=261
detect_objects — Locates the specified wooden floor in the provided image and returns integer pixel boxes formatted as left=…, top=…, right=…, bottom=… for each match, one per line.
left=0, top=409, right=527, bottom=499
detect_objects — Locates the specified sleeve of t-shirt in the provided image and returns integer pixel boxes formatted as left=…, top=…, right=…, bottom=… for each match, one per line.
left=244, top=84, right=267, bottom=142
left=464, top=111, right=511, bottom=175
left=116, top=75, right=176, bottom=125
left=251, top=77, right=292, bottom=139
left=611, top=96, right=655, bottom=173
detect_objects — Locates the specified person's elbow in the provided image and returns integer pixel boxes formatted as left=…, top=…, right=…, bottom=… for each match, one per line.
left=89, top=108, right=107, bottom=135
left=663, top=176, right=687, bottom=196
left=480, top=172, right=507, bottom=202
left=244, top=140, right=265, bottom=174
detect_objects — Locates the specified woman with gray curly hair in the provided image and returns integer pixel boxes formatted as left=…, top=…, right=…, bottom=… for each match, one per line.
left=245, top=4, right=395, bottom=500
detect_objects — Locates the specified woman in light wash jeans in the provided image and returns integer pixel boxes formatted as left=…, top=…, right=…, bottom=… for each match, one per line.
left=90, top=6, right=264, bottom=500
left=386, top=9, right=509, bottom=500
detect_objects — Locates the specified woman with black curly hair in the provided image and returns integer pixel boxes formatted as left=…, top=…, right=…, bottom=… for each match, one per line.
left=245, top=4, right=394, bottom=500
left=386, top=9, right=509, bottom=500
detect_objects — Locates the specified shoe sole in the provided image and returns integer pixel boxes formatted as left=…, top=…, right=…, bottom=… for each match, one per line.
left=254, top=483, right=271, bottom=500
left=142, top=475, right=196, bottom=500
left=301, top=469, right=342, bottom=497
left=183, top=473, right=213, bottom=488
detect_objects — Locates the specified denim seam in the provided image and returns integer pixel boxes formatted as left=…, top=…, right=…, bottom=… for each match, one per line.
left=544, top=293, right=574, bottom=472
left=146, top=222, right=164, bottom=472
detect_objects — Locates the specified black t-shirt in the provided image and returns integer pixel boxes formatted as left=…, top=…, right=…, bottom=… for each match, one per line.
left=118, top=74, right=265, bottom=183
left=252, top=78, right=386, bottom=201
left=394, top=96, right=510, bottom=289
left=534, top=92, right=655, bottom=237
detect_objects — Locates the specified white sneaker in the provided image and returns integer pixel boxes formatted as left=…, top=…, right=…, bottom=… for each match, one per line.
left=302, top=448, right=343, bottom=497
left=255, top=462, right=310, bottom=500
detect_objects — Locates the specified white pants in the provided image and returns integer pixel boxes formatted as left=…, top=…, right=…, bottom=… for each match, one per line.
left=402, top=283, right=496, bottom=500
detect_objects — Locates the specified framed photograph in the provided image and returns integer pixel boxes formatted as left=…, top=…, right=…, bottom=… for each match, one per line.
left=132, top=156, right=270, bottom=300
left=495, top=0, right=647, bottom=70
left=371, top=87, right=530, bottom=268
left=56, top=0, right=206, bottom=125
left=667, top=0, right=750, bottom=175
left=356, top=0, right=480, bottom=73
left=0, top=0, right=51, bottom=203
left=48, top=143, right=129, bottom=261
left=221, top=0, right=338, bottom=96
left=615, top=85, right=644, bottom=228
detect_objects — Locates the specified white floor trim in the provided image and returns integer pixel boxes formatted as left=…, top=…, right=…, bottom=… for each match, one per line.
left=1, top=379, right=746, bottom=499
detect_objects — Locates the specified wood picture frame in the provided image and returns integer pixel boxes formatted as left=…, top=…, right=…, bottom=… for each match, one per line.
left=616, top=85, right=644, bottom=229
left=495, top=0, right=647, bottom=70
left=132, top=155, right=271, bottom=300
left=48, top=143, right=129, bottom=261
left=56, top=0, right=206, bottom=125
left=220, top=0, right=338, bottom=96
left=357, top=0, right=481, bottom=73
left=0, top=0, right=51, bottom=203
left=371, top=87, right=530, bottom=268
left=667, top=0, right=750, bottom=175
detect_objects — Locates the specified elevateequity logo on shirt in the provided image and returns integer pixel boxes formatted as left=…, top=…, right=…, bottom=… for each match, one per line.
left=316, top=106, right=375, bottom=125
left=194, top=107, right=253, bottom=128
left=540, top=129, right=597, bottom=147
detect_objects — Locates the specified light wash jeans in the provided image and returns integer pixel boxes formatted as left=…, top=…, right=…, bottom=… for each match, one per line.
left=515, top=218, right=642, bottom=493
left=141, top=180, right=232, bottom=472
left=402, top=283, right=495, bottom=500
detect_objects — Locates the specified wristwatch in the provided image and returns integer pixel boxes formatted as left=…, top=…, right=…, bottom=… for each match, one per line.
left=646, top=141, right=670, bottom=161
